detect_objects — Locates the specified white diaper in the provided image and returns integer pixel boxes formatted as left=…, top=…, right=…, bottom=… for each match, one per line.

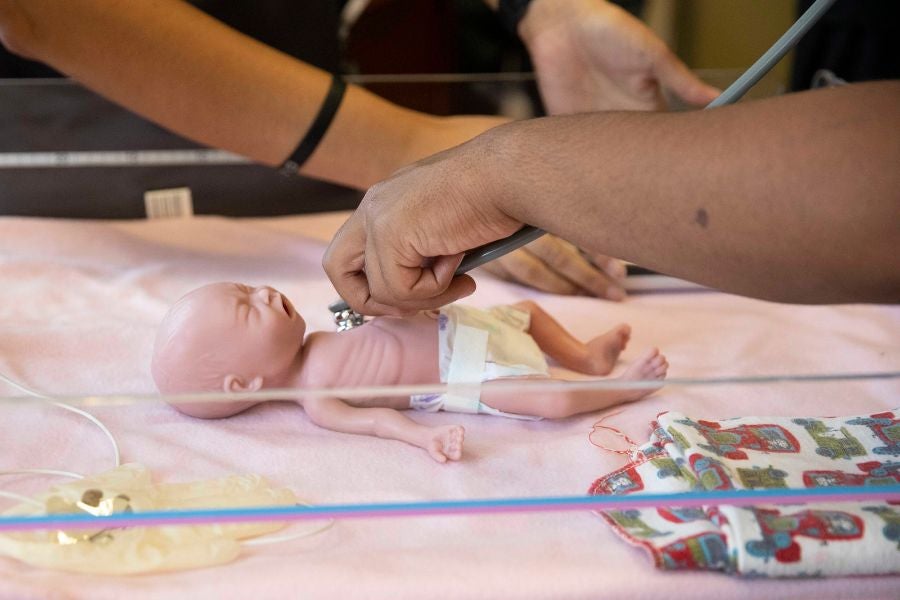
left=410, top=304, right=549, bottom=420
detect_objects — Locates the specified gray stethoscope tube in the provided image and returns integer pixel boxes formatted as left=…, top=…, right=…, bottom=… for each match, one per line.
left=331, top=0, right=837, bottom=316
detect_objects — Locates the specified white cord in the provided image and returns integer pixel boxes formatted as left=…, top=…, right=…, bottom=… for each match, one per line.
left=0, top=371, right=332, bottom=546
left=49, top=401, right=121, bottom=468
left=0, top=371, right=120, bottom=468
left=0, top=469, right=84, bottom=480
left=0, top=490, right=43, bottom=508
left=241, top=500, right=335, bottom=546
left=0, top=371, right=112, bottom=508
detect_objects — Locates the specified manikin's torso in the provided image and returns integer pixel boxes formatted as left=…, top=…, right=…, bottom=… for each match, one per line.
left=297, top=311, right=441, bottom=408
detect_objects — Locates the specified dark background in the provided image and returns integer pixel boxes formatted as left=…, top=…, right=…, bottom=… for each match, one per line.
left=1, top=0, right=895, bottom=219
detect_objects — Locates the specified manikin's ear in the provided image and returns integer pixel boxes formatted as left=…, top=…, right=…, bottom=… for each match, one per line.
left=223, top=374, right=263, bottom=393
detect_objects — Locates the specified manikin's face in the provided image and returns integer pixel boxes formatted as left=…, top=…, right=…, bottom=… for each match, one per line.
left=164, top=282, right=306, bottom=389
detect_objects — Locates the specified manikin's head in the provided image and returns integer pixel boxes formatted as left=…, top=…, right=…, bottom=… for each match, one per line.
left=151, top=282, right=306, bottom=396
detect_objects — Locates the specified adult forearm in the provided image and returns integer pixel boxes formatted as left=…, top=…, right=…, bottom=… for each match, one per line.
left=0, top=0, right=431, bottom=188
left=490, top=82, right=900, bottom=303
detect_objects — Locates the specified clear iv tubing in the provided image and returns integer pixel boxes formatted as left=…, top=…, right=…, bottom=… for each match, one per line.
left=451, top=0, right=838, bottom=274
left=0, top=375, right=105, bottom=521
left=0, top=372, right=120, bottom=472
left=0, top=372, right=333, bottom=544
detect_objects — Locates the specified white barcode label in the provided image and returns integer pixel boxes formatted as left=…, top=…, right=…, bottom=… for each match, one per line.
left=144, top=187, right=194, bottom=219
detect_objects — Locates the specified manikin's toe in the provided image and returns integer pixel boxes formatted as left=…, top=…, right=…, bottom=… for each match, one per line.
left=428, top=425, right=465, bottom=463
left=586, top=324, right=632, bottom=375
left=617, top=348, right=668, bottom=402
left=622, top=348, right=666, bottom=380
left=446, top=426, right=465, bottom=461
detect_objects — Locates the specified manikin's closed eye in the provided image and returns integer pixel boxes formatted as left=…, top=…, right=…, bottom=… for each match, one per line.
left=227, top=284, right=254, bottom=321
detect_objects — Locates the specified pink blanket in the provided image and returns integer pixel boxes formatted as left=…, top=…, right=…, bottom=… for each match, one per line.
left=1, top=214, right=897, bottom=599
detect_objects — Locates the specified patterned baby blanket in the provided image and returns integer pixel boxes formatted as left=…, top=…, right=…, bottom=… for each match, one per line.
left=589, top=409, right=900, bottom=577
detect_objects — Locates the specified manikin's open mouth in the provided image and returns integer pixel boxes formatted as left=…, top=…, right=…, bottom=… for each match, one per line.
left=280, top=295, right=293, bottom=318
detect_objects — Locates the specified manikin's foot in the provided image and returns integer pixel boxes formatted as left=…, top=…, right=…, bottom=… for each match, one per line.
left=583, top=324, right=631, bottom=375
left=424, top=425, right=465, bottom=463
left=617, top=347, right=668, bottom=402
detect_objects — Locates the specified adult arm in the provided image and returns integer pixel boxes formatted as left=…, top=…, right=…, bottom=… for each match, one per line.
left=324, top=81, right=900, bottom=312
left=0, top=0, right=625, bottom=297
left=0, top=0, right=499, bottom=189
left=476, top=0, right=720, bottom=298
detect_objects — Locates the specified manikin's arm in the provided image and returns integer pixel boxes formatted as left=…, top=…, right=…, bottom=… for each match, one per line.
left=302, top=396, right=464, bottom=463
left=0, top=0, right=500, bottom=189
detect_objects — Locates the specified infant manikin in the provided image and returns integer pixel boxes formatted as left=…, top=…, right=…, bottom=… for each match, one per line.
left=152, top=283, right=668, bottom=463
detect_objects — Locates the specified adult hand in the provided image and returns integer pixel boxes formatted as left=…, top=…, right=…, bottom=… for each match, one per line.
left=402, top=115, right=628, bottom=302
left=481, top=235, right=627, bottom=300
left=323, top=133, right=521, bottom=316
left=519, top=0, right=720, bottom=113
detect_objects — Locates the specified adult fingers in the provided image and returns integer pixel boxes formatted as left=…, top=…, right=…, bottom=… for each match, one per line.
left=580, top=250, right=628, bottom=282
left=324, top=219, right=475, bottom=315
left=653, top=47, right=721, bottom=107
left=322, top=212, right=377, bottom=313
left=489, top=247, right=580, bottom=295
left=526, top=236, right=627, bottom=300
left=365, top=237, right=476, bottom=311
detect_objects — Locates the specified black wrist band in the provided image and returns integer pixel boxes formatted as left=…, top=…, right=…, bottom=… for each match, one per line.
left=498, top=0, right=534, bottom=37
left=280, top=74, right=347, bottom=176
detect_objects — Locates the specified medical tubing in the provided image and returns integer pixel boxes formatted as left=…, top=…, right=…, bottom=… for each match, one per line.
left=0, top=372, right=121, bottom=468
left=0, top=491, right=43, bottom=508
left=456, top=225, right=545, bottom=273
left=4, top=486, right=898, bottom=533
left=707, top=0, right=837, bottom=108
left=0, top=371, right=332, bottom=546
left=0, top=469, right=85, bottom=480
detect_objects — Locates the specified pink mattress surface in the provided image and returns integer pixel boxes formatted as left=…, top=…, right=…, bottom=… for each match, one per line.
left=0, top=214, right=897, bottom=599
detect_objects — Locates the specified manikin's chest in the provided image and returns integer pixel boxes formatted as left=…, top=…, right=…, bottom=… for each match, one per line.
left=363, top=312, right=441, bottom=385
left=307, top=313, right=441, bottom=395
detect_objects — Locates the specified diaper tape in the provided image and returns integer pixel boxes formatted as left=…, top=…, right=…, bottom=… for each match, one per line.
left=442, top=324, right=488, bottom=414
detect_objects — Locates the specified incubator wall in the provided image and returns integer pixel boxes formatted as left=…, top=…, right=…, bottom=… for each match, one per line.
left=0, top=76, right=897, bottom=596
left=1, top=374, right=898, bottom=588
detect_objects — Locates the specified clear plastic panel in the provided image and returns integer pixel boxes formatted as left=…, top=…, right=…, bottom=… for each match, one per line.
left=0, top=75, right=897, bottom=593
left=2, top=374, right=898, bottom=575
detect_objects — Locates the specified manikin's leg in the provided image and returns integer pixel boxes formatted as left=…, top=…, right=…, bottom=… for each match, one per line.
left=480, top=347, right=668, bottom=419
left=303, top=396, right=465, bottom=463
left=512, top=300, right=629, bottom=375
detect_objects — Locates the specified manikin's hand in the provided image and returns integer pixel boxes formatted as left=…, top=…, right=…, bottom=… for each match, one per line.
left=519, top=0, right=720, bottom=113
left=323, top=134, right=519, bottom=316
